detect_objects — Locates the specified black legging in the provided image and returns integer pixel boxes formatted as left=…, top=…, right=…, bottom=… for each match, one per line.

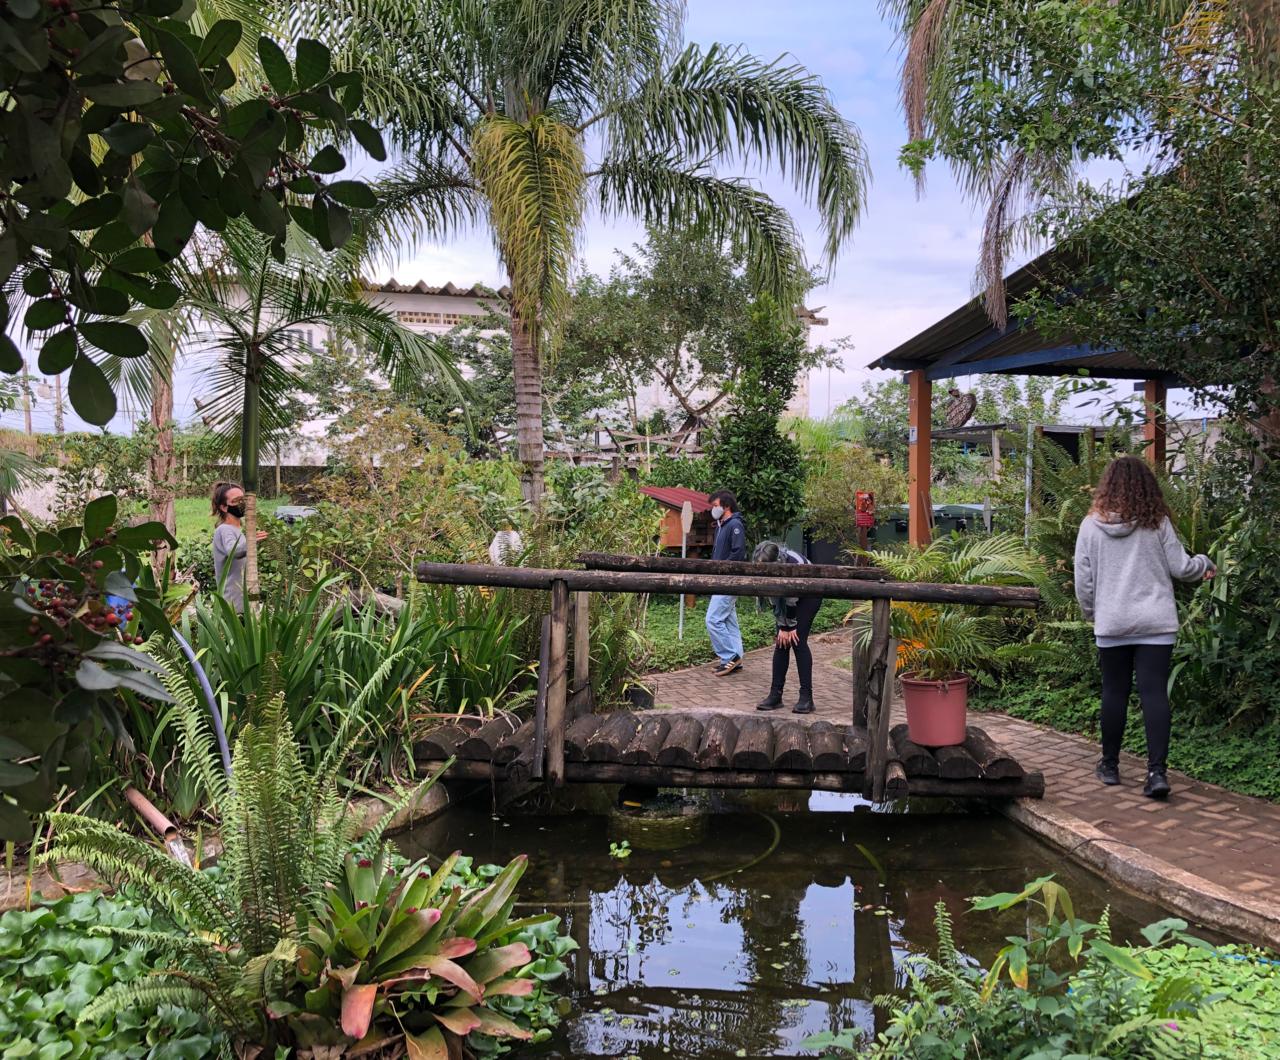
left=771, top=597, right=822, bottom=697
left=1099, top=643, right=1173, bottom=770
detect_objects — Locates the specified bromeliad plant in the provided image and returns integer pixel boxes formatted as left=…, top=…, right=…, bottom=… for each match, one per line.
left=42, top=661, right=564, bottom=1056
left=296, top=848, right=551, bottom=1053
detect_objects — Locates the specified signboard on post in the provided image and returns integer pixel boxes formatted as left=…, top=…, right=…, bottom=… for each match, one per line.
left=855, top=491, right=876, bottom=529
left=678, top=501, right=694, bottom=640
left=855, top=490, right=875, bottom=555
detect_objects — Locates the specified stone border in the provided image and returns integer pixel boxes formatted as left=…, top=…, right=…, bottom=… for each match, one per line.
left=0, top=777, right=453, bottom=913
left=1001, top=797, right=1280, bottom=951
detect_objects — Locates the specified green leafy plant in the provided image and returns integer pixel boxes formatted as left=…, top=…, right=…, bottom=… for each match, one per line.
left=852, top=534, right=1059, bottom=683
left=0, top=494, right=175, bottom=839
left=0, top=0, right=386, bottom=424
left=847, top=876, right=1228, bottom=1059
left=608, top=840, right=632, bottom=860
left=0, top=890, right=219, bottom=1057
left=41, top=660, right=570, bottom=1055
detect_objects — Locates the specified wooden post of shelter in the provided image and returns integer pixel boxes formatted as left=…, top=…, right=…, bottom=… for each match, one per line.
left=907, top=370, right=932, bottom=548
left=545, top=579, right=570, bottom=785
left=1143, top=378, right=1168, bottom=469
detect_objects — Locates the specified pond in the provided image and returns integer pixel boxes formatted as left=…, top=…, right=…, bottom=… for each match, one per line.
left=399, top=789, right=1197, bottom=1059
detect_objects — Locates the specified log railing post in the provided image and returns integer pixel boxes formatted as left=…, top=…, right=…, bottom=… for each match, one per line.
left=852, top=616, right=871, bottom=728
left=531, top=615, right=551, bottom=780
left=871, top=638, right=898, bottom=802
left=546, top=579, right=570, bottom=786
left=863, top=598, right=892, bottom=800
left=572, top=590, right=590, bottom=709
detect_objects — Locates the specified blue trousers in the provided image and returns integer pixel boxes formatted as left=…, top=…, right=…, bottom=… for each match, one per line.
left=705, top=594, right=743, bottom=663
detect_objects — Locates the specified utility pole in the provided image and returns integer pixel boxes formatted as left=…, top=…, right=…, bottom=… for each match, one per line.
left=20, top=359, right=32, bottom=435
left=53, top=373, right=64, bottom=436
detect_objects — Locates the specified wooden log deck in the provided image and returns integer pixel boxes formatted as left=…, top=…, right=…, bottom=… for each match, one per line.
left=414, top=558, right=1045, bottom=802
left=414, top=714, right=1045, bottom=800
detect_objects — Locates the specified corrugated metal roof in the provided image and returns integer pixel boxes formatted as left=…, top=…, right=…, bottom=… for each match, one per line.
left=359, top=278, right=512, bottom=299
left=639, top=486, right=714, bottom=512
left=868, top=247, right=1181, bottom=382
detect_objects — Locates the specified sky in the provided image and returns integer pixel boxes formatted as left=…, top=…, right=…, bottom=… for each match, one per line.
left=4, top=2, right=1199, bottom=435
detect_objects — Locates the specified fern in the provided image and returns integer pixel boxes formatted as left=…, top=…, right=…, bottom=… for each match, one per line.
left=78, top=973, right=217, bottom=1026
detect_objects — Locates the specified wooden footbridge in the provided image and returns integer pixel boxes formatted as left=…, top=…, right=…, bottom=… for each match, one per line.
left=414, top=552, right=1045, bottom=802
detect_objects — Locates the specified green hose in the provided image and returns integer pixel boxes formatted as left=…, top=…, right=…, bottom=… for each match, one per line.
left=702, top=812, right=782, bottom=882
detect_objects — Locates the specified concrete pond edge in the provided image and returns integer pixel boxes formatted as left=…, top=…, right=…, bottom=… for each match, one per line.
left=0, top=777, right=453, bottom=914
left=1001, top=796, right=1280, bottom=951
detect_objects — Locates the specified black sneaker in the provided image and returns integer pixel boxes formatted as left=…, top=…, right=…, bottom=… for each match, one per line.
left=713, top=656, right=742, bottom=677
left=1144, top=769, right=1172, bottom=799
left=756, top=692, right=784, bottom=711
left=1095, top=759, right=1120, bottom=786
left=792, top=696, right=815, bottom=715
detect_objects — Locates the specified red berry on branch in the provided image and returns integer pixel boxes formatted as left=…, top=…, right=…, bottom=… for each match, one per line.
left=133, top=635, right=144, bottom=645
left=105, top=613, right=120, bottom=626
left=92, top=560, right=104, bottom=569
left=40, top=634, right=53, bottom=645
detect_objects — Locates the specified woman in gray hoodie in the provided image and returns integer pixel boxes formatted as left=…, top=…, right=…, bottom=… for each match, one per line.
left=1074, top=456, right=1215, bottom=799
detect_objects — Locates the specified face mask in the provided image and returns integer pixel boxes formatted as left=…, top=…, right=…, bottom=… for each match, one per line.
left=710, top=505, right=724, bottom=521
left=225, top=502, right=246, bottom=518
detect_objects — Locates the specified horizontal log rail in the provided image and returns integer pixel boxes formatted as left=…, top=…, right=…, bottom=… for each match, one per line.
left=577, top=551, right=886, bottom=581
left=415, top=562, right=1040, bottom=608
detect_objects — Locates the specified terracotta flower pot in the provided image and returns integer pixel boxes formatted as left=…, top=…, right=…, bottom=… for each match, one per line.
left=900, top=671, right=969, bottom=747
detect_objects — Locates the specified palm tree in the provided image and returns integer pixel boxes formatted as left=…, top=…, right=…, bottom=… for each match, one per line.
left=306, top=0, right=870, bottom=504
left=180, top=222, right=463, bottom=599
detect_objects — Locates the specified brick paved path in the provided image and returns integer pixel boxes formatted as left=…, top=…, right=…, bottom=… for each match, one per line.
left=649, top=631, right=1280, bottom=937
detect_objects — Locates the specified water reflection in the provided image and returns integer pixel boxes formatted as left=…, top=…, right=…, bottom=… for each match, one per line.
left=398, top=791, right=1178, bottom=1059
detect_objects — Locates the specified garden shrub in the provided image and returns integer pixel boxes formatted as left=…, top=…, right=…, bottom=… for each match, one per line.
left=0, top=891, right=218, bottom=1058
left=707, top=299, right=807, bottom=538
left=804, top=876, right=1280, bottom=1059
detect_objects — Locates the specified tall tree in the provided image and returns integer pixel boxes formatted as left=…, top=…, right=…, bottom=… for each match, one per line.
left=312, top=0, right=869, bottom=504
left=882, top=0, right=1273, bottom=322
left=180, top=222, right=462, bottom=599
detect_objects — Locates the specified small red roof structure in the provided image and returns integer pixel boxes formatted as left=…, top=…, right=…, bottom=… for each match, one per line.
left=639, top=486, right=713, bottom=512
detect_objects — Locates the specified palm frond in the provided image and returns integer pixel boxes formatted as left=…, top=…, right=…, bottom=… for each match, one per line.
left=363, top=158, right=484, bottom=267
left=594, top=154, right=805, bottom=299
left=609, top=42, right=869, bottom=268
left=471, top=113, right=586, bottom=324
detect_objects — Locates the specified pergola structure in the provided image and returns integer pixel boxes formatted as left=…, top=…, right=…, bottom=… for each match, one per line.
left=869, top=249, right=1177, bottom=547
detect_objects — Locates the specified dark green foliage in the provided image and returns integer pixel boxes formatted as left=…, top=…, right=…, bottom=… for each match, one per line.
left=644, top=453, right=716, bottom=494
left=0, top=891, right=219, bottom=1057
left=0, top=494, right=174, bottom=839
left=0, top=1, right=383, bottom=423
left=708, top=299, right=807, bottom=538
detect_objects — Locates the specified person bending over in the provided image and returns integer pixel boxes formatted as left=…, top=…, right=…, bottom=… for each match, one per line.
left=752, top=540, right=822, bottom=715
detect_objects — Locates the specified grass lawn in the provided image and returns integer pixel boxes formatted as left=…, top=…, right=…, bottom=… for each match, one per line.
left=643, top=594, right=849, bottom=672
left=172, top=496, right=289, bottom=548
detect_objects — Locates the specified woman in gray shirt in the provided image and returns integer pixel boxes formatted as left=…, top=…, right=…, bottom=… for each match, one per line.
left=1074, top=456, right=1214, bottom=799
left=211, top=481, right=267, bottom=612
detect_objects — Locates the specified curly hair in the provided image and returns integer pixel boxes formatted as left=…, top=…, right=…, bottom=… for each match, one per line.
left=1090, top=456, right=1171, bottom=529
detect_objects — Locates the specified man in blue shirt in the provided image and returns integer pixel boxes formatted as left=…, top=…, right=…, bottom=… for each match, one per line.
left=705, top=489, right=746, bottom=674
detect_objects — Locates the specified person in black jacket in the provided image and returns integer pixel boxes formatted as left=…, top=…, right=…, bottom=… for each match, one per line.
left=752, top=540, right=822, bottom=714
left=705, top=489, right=746, bottom=675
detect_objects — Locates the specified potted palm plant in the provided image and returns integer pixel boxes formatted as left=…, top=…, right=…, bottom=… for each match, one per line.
left=852, top=535, right=1056, bottom=746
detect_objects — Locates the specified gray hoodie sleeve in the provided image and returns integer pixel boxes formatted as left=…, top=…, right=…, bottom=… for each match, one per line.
left=1073, top=520, right=1095, bottom=620
left=1159, top=518, right=1214, bottom=581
